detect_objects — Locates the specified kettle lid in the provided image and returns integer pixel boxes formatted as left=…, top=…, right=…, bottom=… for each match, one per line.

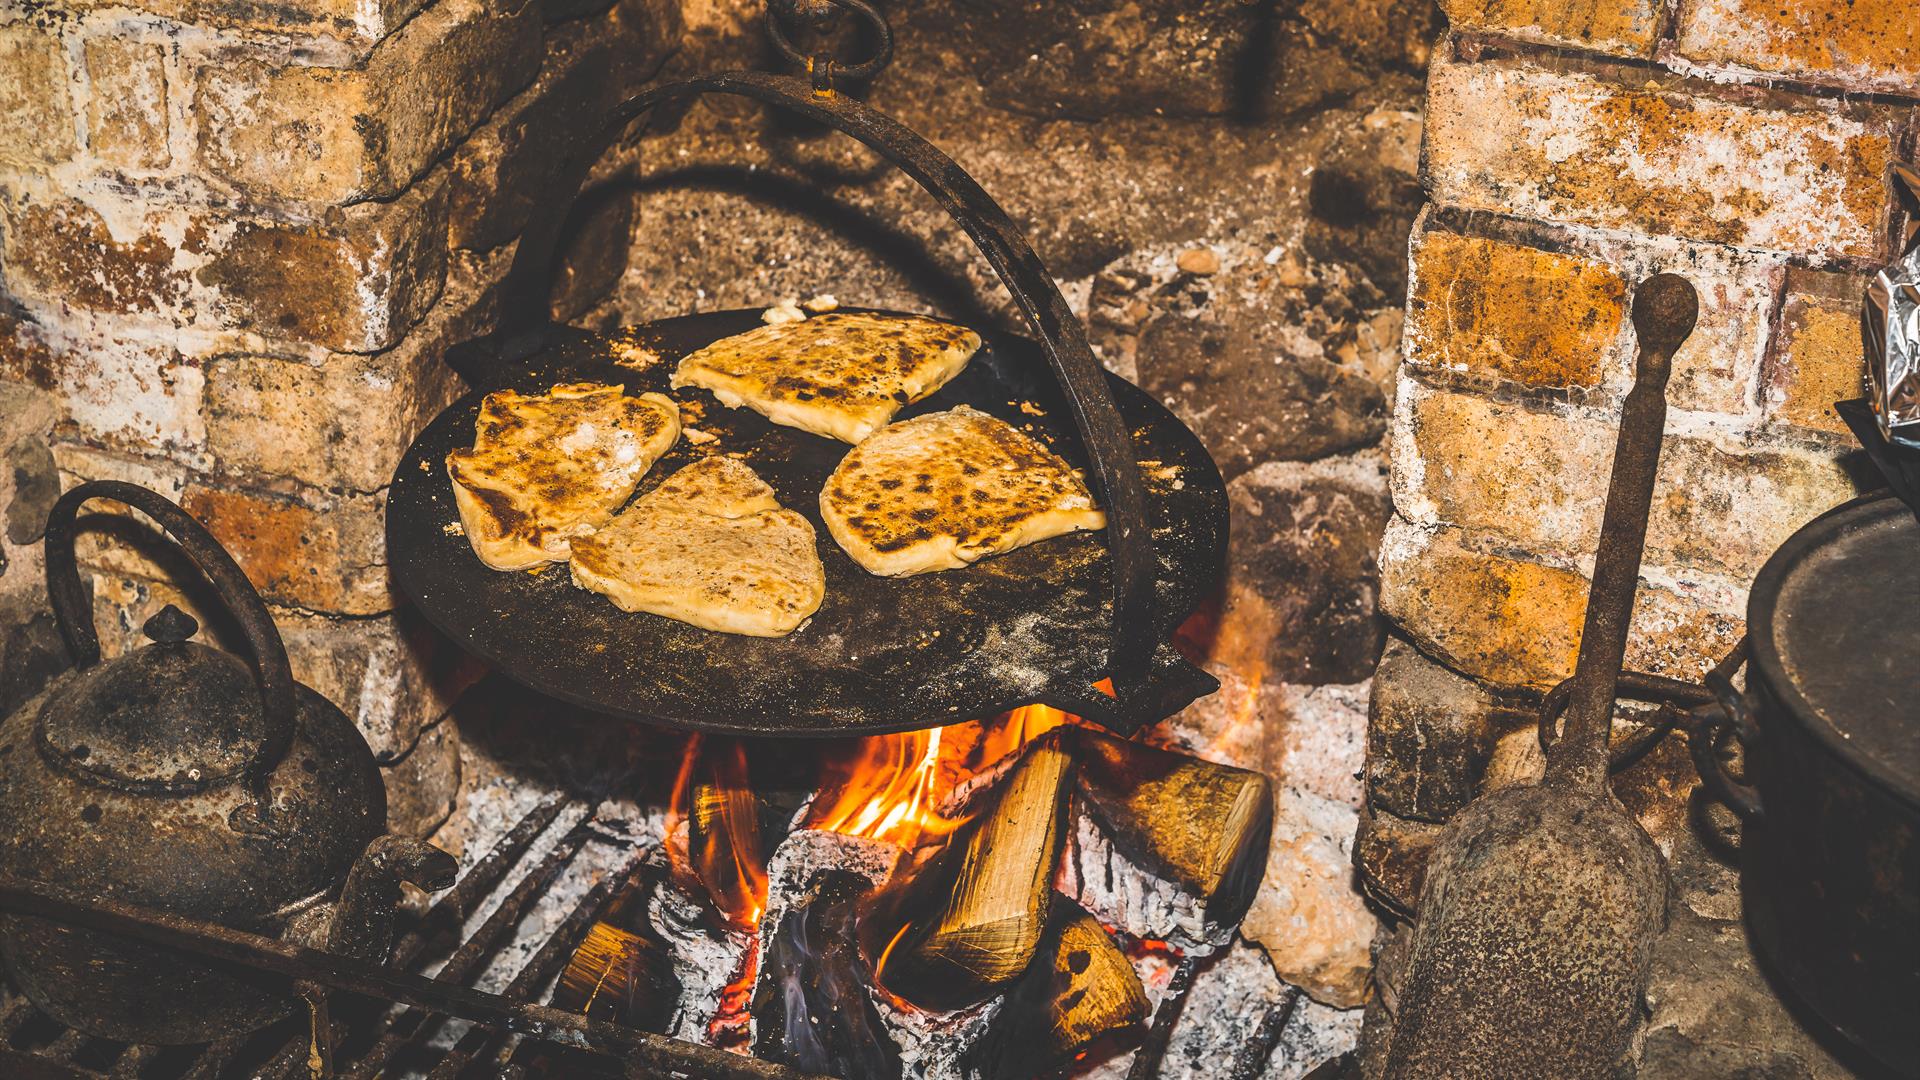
left=36, top=606, right=279, bottom=794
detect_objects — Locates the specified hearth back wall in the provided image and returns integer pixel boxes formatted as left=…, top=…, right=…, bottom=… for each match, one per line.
left=0, top=0, right=697, bottom=831
left=1363, top=3, right=1913, bottom=918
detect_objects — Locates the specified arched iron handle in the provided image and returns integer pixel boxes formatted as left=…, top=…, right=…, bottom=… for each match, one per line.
left=42, top=480, right=298, bottom=791
left=478, top=71, right=1162, bottom=703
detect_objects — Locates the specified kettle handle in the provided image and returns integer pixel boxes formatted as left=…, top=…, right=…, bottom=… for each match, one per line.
left=43, top=480, right=298, bottom=788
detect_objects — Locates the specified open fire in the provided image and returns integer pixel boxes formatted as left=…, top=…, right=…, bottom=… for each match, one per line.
left=559, top=696, right=1275, bottom=1079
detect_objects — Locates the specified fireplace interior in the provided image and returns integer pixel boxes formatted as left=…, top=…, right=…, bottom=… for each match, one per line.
left=1, top=0, right=1915, bottom=1077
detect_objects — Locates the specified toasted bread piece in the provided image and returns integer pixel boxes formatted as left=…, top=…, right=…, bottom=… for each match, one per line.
left=819, top=405, right=1107, bottom=577
left=670, top=312, right=982, bottom=444
left=446, top=383, right=680, bottom=571
left=570, top=457, right=825, bottom=636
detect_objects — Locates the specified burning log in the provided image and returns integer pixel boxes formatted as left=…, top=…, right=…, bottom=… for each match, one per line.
left=971, top=903, right=1149, bottom=1079
left=648, top=874, right=756, bottom=1046
left=752, top=871, right=903, bottom=1079
left=864, top=733, right=1074, bottom=1012
left=1058, top=729, right=1273, bottom=949
left=550, top=872, right=679, bottom=1033
left=675, top=734, right=771, bottom=931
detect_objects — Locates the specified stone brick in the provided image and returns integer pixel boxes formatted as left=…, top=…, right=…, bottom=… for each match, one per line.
left=1423, top=57, right=1898, bottom=263
left=205, top=348, right=462, bottom=495
left=1406, top=229, right=1625, bottom=389
left=1763, top=269, right=1870, bottom=437
left=1304, top=107, right=1428, bottom=296
left=1673, top=0, right=1920, bottom=96
left=64, top=0, right=433, bottom=48
left=53, top=444, right=190, bottom=501
left=2, top=181, right=448, bottom=352
left=1651, top=436, right=1860, bottom=582
left=0, top=306, right=57, bottom=392
left=2, top=196, right=191, bottom=317
left=0, top=24, right=76, bottom=169
left=202, top=244, right=503, bottom=493
left=447, top=0, right=681, bottom=252
left=49, top=447, right=203, bottom=614
left=1377, top=517, right=1743, bottom=690
left=0, top=380, right=59, bottom=462
left=0, top=380, right=59, bottom=664
left=86, top=570, right=225, bottom=661
left=194, top=0, right=542, bottom=205
left=178, top=484, right=390, bottom=615
left=1137, top=316, right=1386, bottom=480
left=1185, top=456, right=1391, bottom=685
left=84, top=38, right=169, bottom=172
left=275, top=607, right=482, bottom=760
left=1440, top=0, right=1661, bottom=57
left=383, top=715, right=462, bottom=837
left=1242, top=787, right=1376, bottom=1007
left=1407, top=213, right=1786, bottom=414
left=198, top=176, right=450, bottom=352
left=1365, top=638, right=1525, bottom=822
left=11, top=322, right=208, bottom=461
left=1395, top=382, right=1861, bottom=582
left=1354, top=800, right=1443, bottom=916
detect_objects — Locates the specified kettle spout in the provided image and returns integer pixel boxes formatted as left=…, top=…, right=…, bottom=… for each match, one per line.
left=323, top=835, right=458, bottom=962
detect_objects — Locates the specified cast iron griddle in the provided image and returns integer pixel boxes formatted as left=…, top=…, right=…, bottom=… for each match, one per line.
left=387, top=309, right=1228, bottom=738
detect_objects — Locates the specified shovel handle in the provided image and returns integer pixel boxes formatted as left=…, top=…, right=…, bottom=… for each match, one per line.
left=1548, top=274, right=1698, bottom=790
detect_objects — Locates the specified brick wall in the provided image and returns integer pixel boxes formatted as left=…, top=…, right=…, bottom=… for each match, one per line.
left=1362, top=0, right=1912, bottom=1010
left=0, top=0, right=684, bottom=831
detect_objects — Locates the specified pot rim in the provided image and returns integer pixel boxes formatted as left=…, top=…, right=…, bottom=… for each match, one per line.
left=1747, top=491, right=1920, bottom=813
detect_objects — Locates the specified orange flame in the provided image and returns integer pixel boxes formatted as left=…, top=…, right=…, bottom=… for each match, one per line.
left=808, top=701, right=1079, bottom=852
left=808, top=726, right=962, bottom=849
left=667, top=734, right=769, bottom=930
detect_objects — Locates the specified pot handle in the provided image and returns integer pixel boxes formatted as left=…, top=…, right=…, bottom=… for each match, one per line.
left=460, top=71, right=1164, bottom=717
left=1684, top=639, right=1764, bottom=820
left=42, top=480, right=298, bottom=789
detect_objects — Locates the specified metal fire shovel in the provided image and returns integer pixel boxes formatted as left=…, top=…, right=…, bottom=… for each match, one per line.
left=1382, top=274, right=1700, bottom=1079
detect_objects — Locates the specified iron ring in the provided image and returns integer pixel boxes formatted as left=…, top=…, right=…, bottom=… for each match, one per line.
left=765, top=0, right=893, bottom=84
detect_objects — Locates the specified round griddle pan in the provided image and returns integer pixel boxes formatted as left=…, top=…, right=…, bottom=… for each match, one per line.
left=386, top=70, right=1229, bottom=738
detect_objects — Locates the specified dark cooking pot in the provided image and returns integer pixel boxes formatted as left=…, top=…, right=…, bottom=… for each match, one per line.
left=0, top=481, right=457, bottom=1044
left=1691, top=492, right=1919, bottom=1075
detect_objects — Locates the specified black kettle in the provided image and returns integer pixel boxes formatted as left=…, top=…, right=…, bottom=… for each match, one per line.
left=0, top=480, right=456, bottom=1044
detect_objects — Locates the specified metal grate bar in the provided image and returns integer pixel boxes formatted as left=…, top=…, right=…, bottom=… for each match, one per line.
left=392, top=796, right=580, bottom=972
left=236, top=797, right=588, bottom=1080
left=342, top=822, right=592, bottom=1079
left=0, top=878, right=821, bottom=1079
left=42, top=1028, right=86, bottom=1060
left=108, top=1042, right=157, bottom=1079
left=422, top=866, right=634, bottom=1079
left=160, top=798, right=580, bottom=1080
left=178, top=1035, right=241, bottom=1080
left=0, top=800, right=801, bottom=1080
left=0, top=1046, right=99, bottom=1080
left=1, top=993, right=40, bottom=1040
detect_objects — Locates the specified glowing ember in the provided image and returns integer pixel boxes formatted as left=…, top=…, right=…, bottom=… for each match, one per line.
left=808, top=701, right=1078, bottom=851
left=668, top=734, right=769, bottom=930
left=709, top=947, right=758, bottom=1048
